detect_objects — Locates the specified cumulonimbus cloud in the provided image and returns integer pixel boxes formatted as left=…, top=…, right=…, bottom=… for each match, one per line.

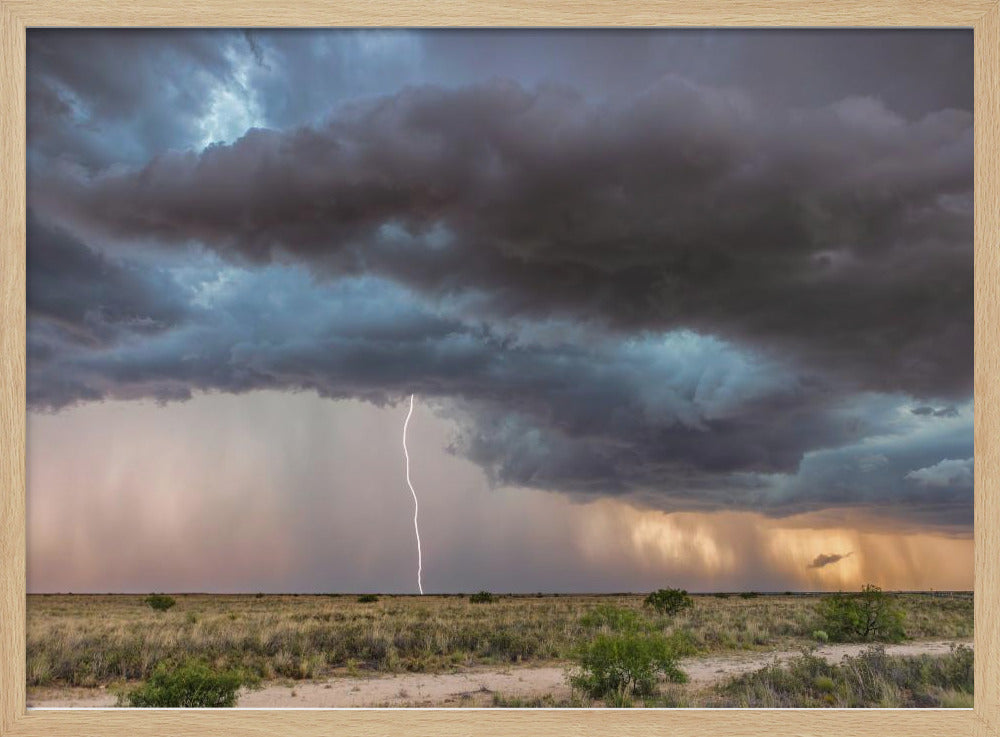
left=24, top=49, right=974, bottom=531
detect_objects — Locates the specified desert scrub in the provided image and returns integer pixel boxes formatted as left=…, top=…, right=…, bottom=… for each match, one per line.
left=817, top=585, right=906, bottom=643
left=119, top=661, right=251, bottom=707
left=469, top=591, right=496, bottom=604
left=25, top=592, right=971, bottom=687
left=716, top=644, right=973, bottom=708
left=357, top=594, right=379, bottom=603
left=569, top=631, right=690, bottom=704
left=145, top=594, right=176, bottom=612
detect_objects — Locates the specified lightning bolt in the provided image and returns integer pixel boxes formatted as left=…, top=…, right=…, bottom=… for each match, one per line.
left=402, top=393, right=424, bottom=594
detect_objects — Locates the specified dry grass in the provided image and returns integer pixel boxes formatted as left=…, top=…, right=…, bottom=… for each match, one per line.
left=676, top=643, right=974, bottom=708
left=26, top=592, right=972, bottom=688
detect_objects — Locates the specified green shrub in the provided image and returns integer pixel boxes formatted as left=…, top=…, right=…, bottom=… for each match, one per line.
left=121, top=661, right=247, bottom=707
left=817, top=585, right=906, bottom=643
left=144, top=594, right=176, bottom=612
left=739, top=592, right=759, bottom=600
left=469, top=591, right=496, bottom=604
left=570, top=632, right=688, bottom=700
left=357, top=594, right=379, bottom=603
left=579, top=605, right=641, bottom=632
left=644, top=588, right=694, bottom=616
left=812, top=630, right=829, bottom=643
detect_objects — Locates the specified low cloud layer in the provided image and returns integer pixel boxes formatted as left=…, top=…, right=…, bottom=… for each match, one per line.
left=25, top=30, right=974, bottom=543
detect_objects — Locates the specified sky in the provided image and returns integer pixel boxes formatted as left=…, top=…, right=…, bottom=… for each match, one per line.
left=25, top=29, right=973, bottom=593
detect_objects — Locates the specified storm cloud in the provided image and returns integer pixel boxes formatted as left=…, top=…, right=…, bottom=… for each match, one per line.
left=37, top=77, right=973, bottom=400
left=25, top=30, right=974, bottom=534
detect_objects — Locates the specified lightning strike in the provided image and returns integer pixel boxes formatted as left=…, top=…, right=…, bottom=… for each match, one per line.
left=402, top=393, right=424, bottom=594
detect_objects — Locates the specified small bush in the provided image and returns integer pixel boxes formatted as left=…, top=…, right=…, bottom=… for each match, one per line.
left=812, top=630, right=829, bottom=643
left=469, top=591, right=496, bottom=604
left=570, top=632, right=687, bottom=700
left=644, top=588, right=694, bottom=616
left=357, top=594, right=379, bottom=603
left=121, top=661, right=247, bottom=707
left=817, top=584, right=906, bottom=643
left=144, top=594, right=176, bottom=612
left=739, top=592, right=759, bottom=600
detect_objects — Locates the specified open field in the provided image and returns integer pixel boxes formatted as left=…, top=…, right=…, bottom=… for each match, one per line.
left=26, top=592, right=973, bottom=708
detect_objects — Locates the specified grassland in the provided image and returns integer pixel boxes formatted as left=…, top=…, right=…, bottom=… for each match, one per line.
left=26, top=592, right=973, bottom=707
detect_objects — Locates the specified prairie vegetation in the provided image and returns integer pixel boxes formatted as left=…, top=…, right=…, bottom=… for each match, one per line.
left=26, top=591, right=972, bottom=707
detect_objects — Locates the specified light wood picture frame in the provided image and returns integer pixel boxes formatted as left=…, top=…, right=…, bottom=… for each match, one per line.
left=1, top=1, right=997, bottom=735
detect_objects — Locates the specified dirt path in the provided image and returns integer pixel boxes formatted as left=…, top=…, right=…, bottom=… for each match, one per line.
left=28, top=639, right=971, bottom=709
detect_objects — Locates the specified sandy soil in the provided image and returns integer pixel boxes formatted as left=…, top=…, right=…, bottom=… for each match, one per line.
left=27, top=639, right=971, bottom=709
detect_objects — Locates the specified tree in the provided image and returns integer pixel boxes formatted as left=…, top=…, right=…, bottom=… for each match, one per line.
left=644, top=588, right=694, bottom=616
left=818, top=584, right=905, bottom=643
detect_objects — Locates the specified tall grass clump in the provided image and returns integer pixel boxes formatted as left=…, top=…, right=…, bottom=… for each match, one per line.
left=579, top=605, right=642, bottom=632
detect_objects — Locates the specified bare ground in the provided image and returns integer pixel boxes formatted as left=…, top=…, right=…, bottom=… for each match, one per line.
left=27, top=639, right=971, bottom=709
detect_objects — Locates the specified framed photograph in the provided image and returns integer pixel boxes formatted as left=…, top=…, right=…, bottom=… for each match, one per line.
left=1, top=1, right=997, bottom=736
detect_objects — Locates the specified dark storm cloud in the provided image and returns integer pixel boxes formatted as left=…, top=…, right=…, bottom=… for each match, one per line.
left=27, top=30, right=239, bottom=170
left=808, top=552, right=852, bottom=569
left=38, top=77, right=972, bottom=399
